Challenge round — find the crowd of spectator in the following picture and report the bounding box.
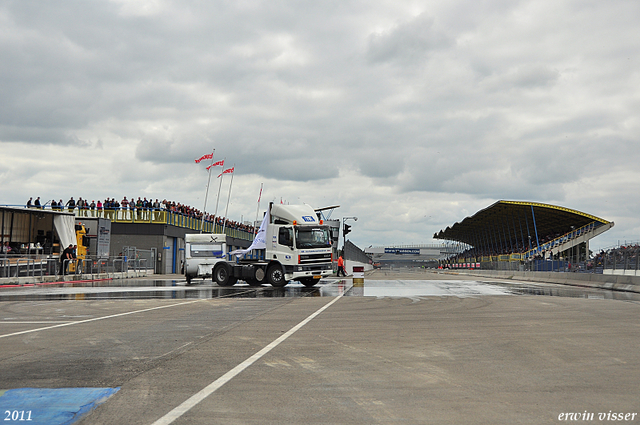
[592,243,640,269]
[442,230,591,264]
[23,196,256,234]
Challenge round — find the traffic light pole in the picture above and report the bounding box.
[341,216,358,254]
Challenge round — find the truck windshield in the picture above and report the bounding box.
[295,227,331,249]
[189,243,224,258]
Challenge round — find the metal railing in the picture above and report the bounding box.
[523,221,599,260]
[0,203,256,242]
[452,248,639,275]
[74,208,255,241]
[1,253,153,281]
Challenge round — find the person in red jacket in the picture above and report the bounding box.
[337,255,346,277]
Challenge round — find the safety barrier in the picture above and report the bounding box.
[0,254,153,284]
[1,257,58,279]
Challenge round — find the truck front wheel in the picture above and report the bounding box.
[300,277,320,287]
[214,264,237,287]
[267,265,286,288]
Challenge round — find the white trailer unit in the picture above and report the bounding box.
[184,233,227,284]
[213,203,333,287]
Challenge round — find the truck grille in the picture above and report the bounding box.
[299,253,332,264]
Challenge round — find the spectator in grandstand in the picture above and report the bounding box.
[66,197,76,212]
[121,197,129,219]
[34,197,41,208]
[26,197,32,208]
[77,197,85,216]
[135,197,143,219]
[2,242,11,254]
[128,196,134,218]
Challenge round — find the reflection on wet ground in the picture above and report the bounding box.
[0,278,639,302]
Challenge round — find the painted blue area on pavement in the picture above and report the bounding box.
[0,387,119,425]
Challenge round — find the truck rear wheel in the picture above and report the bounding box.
[267,265,286,287]
[214,264,237,287]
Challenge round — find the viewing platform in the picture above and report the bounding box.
[71,208,255,241]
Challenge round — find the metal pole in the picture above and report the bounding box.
[531,205,540,250]
[222,165,235,235]
[254,183,263,235]
[200,149,215,233]
[213,159,226,232]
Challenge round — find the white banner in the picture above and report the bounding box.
[229,208,270,257]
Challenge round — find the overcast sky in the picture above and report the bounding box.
[1,0,639,251]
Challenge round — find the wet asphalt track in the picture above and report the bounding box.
[1,271,639,424]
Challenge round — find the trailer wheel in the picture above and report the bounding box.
[300,277,320,287]
[267,265,286,287]
[214,264,237,287]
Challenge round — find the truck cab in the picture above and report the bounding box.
[184,233,227,284]
[266,204,333,286]
[213,203,333,287]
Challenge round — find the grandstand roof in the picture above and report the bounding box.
[433,200,611,247]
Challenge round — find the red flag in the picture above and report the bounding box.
[206,160,225,170]
[195,153,214,163]
[217,167,234,178]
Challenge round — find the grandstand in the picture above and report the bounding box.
[434,200,614,271]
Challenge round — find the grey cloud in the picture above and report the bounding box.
[366,14,453,65]
[1,0,639,249]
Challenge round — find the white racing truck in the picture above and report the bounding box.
[213,203,333,287]
[184,233,227,284]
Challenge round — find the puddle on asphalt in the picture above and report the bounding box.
[0,278,639,302]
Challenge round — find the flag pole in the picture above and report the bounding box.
[200,149,215,233]
[254,183,263,235]
[213,158,226,232]
[222,165,235,235]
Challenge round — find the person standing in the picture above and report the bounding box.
[337,255,346,277]
[153,199,161,220]
[59,244,73,275]
[66,197,76,212]
[77,197,85,216]
[121,197,129,220]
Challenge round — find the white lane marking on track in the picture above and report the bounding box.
[0,300,203,339]
[151,294,344,425]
